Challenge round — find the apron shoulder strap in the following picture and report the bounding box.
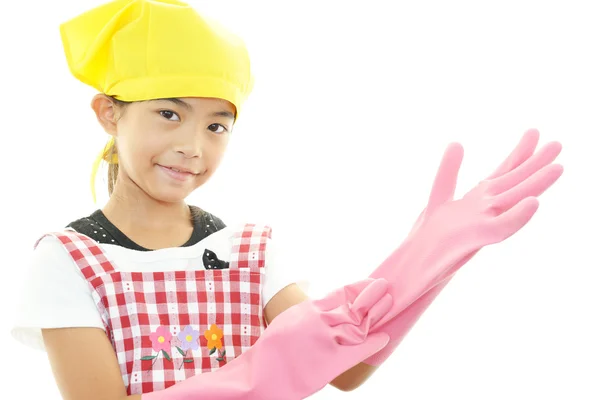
[228,223,272,270]
[35,228,116,284]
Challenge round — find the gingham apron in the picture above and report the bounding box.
[36,223,270,395]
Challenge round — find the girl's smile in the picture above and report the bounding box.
[156,164,202,182]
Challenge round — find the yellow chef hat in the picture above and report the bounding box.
[59,0,255,202]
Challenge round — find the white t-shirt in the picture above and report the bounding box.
[11,222,309,352]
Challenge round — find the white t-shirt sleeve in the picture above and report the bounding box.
[11,236,105,352]
[261,235,311,307]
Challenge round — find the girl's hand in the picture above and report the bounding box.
[362,129,564,367]
[143,278,393,400]
[408,129,563,282]
[408,128,542,236]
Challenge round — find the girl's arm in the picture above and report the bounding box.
[42,279,390,400]
[264,284,378,392]
[42,289,378,400]
[42,327,140,400]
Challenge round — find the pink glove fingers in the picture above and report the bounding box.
[486,128,540,180]
[490,196,540,241]
[353,293,394,333]
[410,130,539,237]
[425,142,464,212]
[312,279,375,311]
[363,275,452,365]
[493,163,564,211]
[491,141,562,194]
[328,293,394,345]
[320,279,392,344]
[348,278,391,318]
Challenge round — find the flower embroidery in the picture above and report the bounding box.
[178,325,200,351]
[141,326,173,369]
[141,324,227,370]
[149,326,172,353]
[205,324,223,349]
[175,325,199,368]
[204,324,226,362]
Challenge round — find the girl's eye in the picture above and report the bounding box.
[159,110,180,121]
[208,123,228,134]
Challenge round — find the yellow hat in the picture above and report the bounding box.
[60,0,254,111]
[59,0,255,202]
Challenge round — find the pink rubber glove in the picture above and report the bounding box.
[364,129,547,351]
[362,129,564,366]
[142,278,392,400]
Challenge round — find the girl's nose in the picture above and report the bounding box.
[174,130,204,158]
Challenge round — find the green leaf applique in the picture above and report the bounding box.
[162,350,172,362]
[216,348,227,362]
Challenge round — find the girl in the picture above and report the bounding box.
[11,0,563,399]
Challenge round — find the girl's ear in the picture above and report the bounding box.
[91,94,118,136]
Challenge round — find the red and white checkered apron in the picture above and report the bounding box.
[36,223,270,395]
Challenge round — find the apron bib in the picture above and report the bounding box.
[36,223,270,395]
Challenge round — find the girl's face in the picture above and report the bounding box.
[109,96,235,203]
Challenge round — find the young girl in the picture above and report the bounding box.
[11,0,564,399]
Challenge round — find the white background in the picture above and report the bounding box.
[1,0,598,399]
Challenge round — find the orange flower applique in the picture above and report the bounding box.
[204,324,226,362]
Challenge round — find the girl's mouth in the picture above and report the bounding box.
[157,164,198,181]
